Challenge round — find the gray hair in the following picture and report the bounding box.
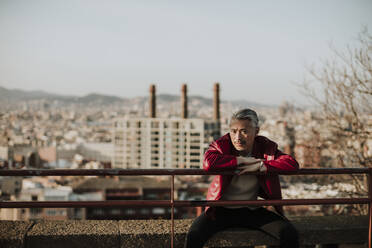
[230,108,259,128]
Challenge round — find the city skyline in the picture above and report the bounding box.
[1,0,371,106]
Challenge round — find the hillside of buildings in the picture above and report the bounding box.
[0,85,370,220]
[0,86,271,113]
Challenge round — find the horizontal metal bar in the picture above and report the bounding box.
[0,200,172,208]
[0,198,369,208]
[174,198,371,207]
[0,168,369,176]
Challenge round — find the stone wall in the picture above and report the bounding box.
[0,216,368,248]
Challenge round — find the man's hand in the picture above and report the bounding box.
[237,156,263,167]
[236,157,264,175]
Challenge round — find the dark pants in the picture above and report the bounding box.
[184,207,299,248]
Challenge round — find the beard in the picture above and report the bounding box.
[233,140,246,150]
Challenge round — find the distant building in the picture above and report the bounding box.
[56,143,113,167]
[38,146,57,164]
[112,117,220,169]
[78,143,114,163]
[12,145,41,168]
[0,146,8,161]
[73,176,201,220]
[0,177,22,196]
[17,182,73,221]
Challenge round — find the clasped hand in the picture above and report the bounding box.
[236,157,264,175]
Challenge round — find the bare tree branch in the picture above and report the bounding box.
[299,29,372,214]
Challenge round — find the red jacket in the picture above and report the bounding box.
[204,134,299,216]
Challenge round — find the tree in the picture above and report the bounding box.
[300,27,372,214]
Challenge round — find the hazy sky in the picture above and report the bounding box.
[0,0,371,105]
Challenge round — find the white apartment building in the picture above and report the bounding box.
[112,117,220,169]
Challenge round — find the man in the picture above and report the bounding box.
[185,108,299,248]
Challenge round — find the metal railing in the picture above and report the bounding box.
[0,168,371,248]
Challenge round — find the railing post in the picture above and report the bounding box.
[369,168,372,248]
[171,175,175,248]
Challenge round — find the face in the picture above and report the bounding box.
[229,119,258,155]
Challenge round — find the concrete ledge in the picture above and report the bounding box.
[26,220,119,248]
[293,215,368,245]
[119,219,195,248]
[0,216,368,248]
[120,219,173,248]
[0,221,33,248]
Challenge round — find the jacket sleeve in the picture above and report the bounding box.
[203,141,238,172]
[263,149,299,172]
